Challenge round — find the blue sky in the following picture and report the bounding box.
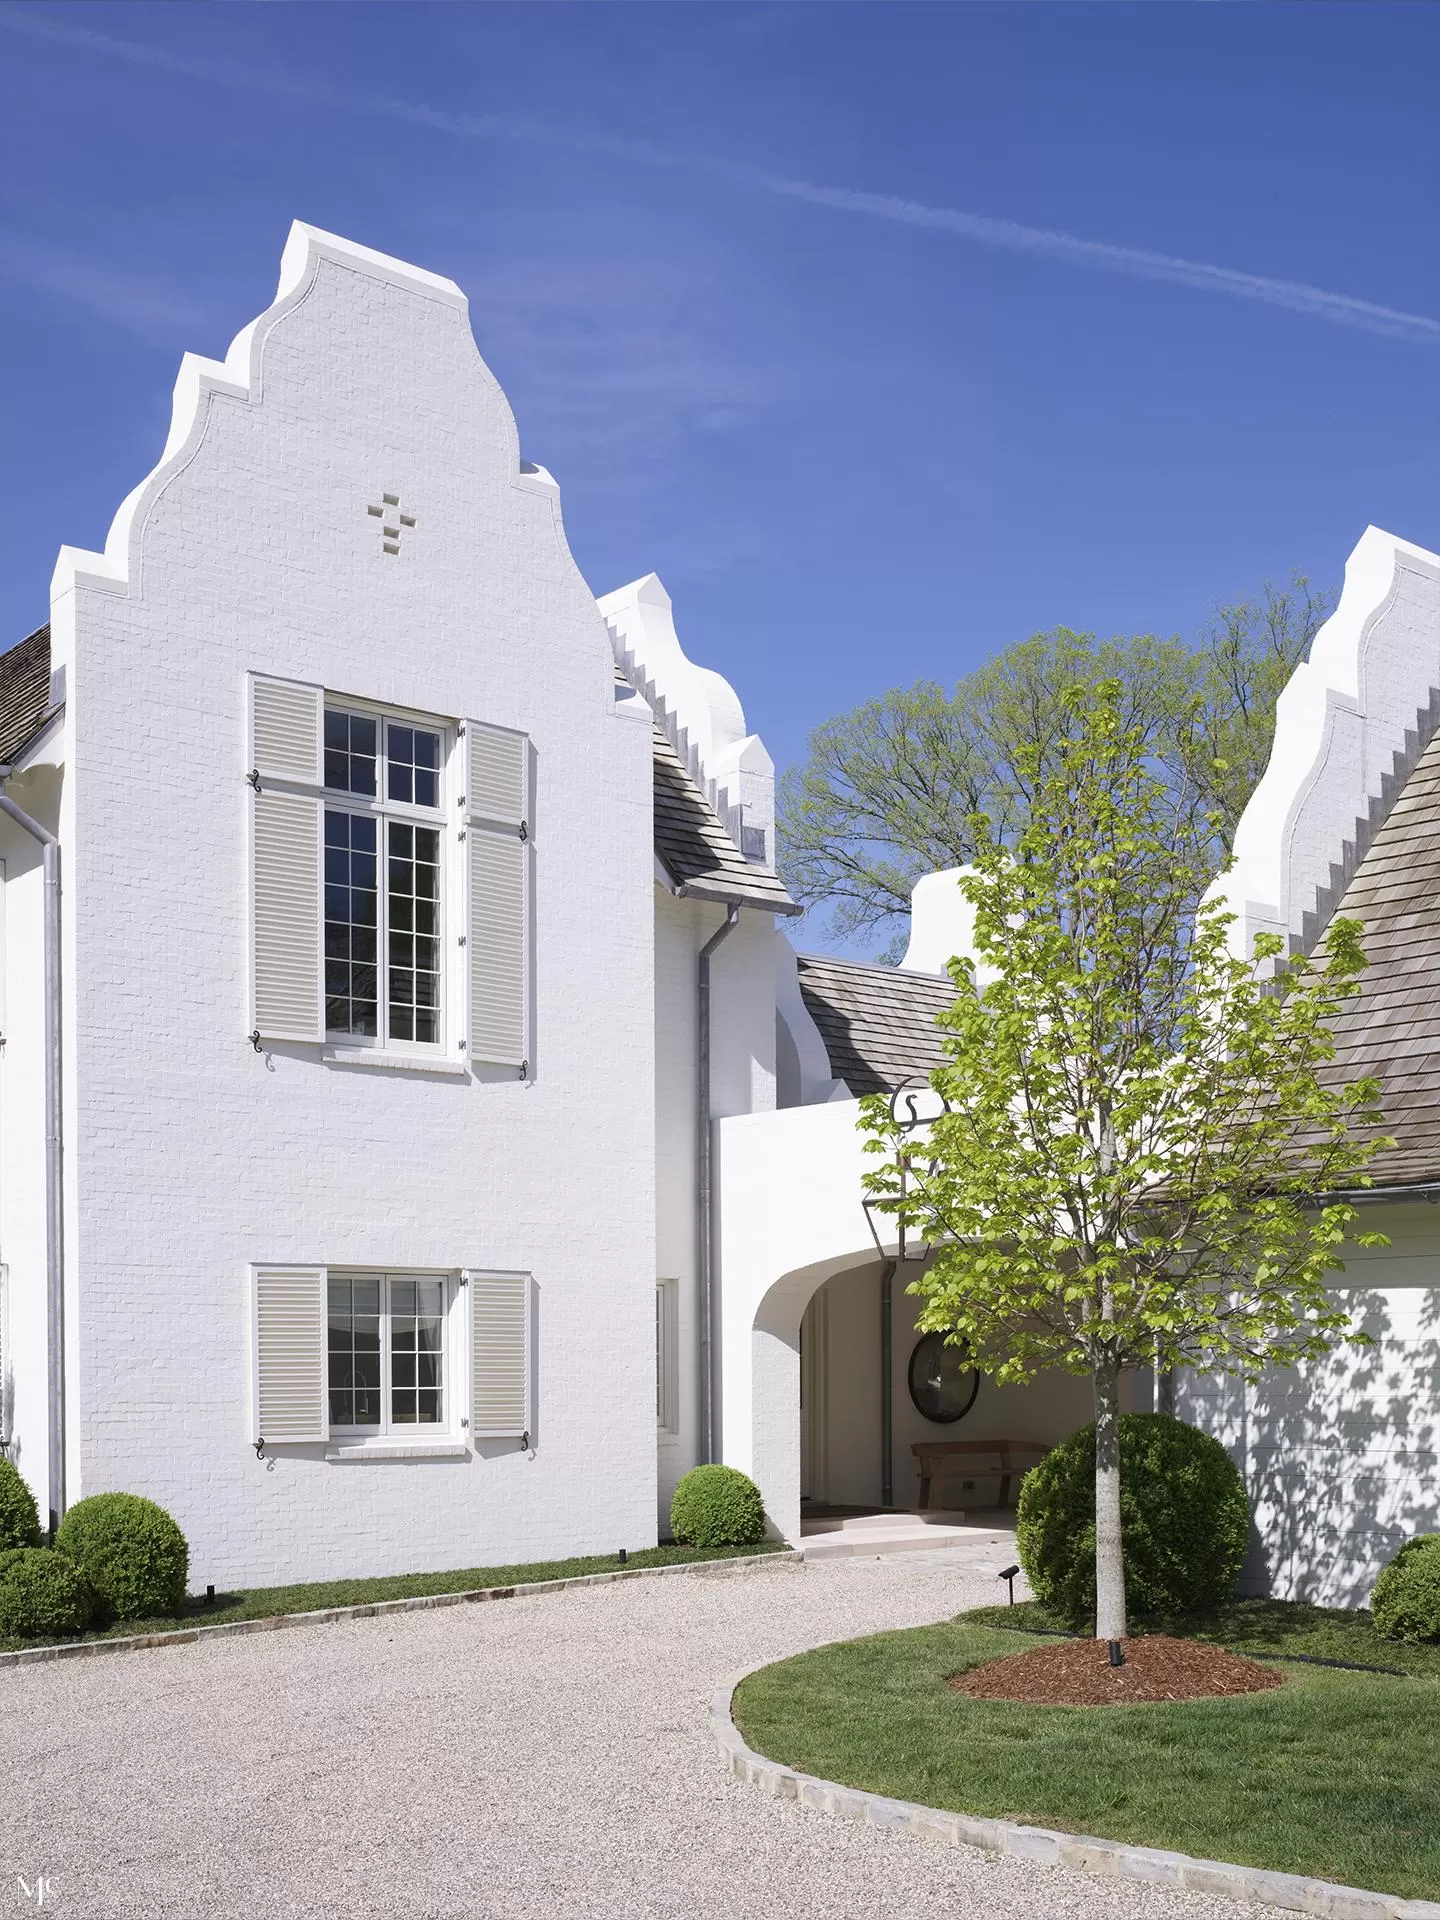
[2,3,1437,841]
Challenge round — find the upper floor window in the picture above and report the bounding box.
[323,706,446,1047]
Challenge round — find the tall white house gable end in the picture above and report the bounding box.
[14,225,658,1585]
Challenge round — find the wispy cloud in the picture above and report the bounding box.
[3,5,1439,348]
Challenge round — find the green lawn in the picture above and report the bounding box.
[732,1609,1440,1901]
[0,1541,788,1654]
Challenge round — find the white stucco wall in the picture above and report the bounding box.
[716,1097,882,1540]
[654,888,777,1524]
[42,225,660,1588]
[1180,1204,1440,1607]
[0,769,58,1514]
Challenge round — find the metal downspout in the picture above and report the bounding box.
[697,903,740,1464]
[0,777,64,1528]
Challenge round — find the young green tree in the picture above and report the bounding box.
[860,683,1387,1642]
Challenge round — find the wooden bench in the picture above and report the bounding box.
[911,1438,1052,1511]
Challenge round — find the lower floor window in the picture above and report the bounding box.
[328,1272,449,1433]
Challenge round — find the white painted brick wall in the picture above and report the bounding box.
[48,233,659,1589]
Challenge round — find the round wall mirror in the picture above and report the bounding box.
[907,1332,980,1424]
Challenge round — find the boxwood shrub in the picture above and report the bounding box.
[670,1464,767,1548]
[0,1548,92,1641]
[1016,1412,1250,1629]
[0,1458,41,1552]
[1372,1534,1440,1642]
[55,1493,189,1622]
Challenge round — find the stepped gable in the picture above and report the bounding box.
[795,951,953,1098]
[0,625,52,762]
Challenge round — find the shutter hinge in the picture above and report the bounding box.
[458,1275,469,1288]
[247,769,262,792]
[458,1038,467,1052]
[457,934,466,947]
[458,829,467,843]
[458,795,466,810]
[461,1416,470,1428]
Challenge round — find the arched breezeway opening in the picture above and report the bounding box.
[714,1099,1113,1546]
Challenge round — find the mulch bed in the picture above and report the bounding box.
[950,1635,1286,1707]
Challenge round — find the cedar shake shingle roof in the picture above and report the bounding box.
[795,952,954,1098]
[1317,714,1440,1186]
[0,625,52,763]
[650,719,798,915]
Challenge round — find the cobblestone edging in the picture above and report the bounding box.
[0,1550,802,1672]
[712,1666,1440,1920]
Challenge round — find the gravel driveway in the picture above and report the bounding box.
[0,1544,1288,1920]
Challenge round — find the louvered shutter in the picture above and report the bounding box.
[465,721,531,1071]
[467,722,528,831]
[470,1270,532,1438]
[250,675,323,785]
[248,675,324,1043]
[250,1266,327,1444]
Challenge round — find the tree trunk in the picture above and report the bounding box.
[1093,1353,1127,1642]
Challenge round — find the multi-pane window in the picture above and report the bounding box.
[323,707,445,1047]
[328,1273,448,1433]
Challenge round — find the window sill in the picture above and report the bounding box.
[323,1045,470,1078]
[325,1439,471,1463]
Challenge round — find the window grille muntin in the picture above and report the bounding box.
[328,1272,451,1435]
[322,704,450,1049]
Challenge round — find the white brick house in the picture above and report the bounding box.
[2,222,1438,1606]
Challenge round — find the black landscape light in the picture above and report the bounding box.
[618,1548,627,1566]
[1108,1639,1125,1668]
[998,1564,1020,1605]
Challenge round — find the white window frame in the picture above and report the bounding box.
[321,699,459,1059]
[327,1270,461,1441]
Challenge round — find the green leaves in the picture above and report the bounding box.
[779,579,1331,952]
[860,677,1389,1390]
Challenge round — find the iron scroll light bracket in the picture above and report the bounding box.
[861,1075,952,1264]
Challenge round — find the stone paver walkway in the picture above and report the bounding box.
[0,1545,1288,1920]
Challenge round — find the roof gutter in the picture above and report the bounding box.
[0,769,64,1525]
[1307,1182,1440,1208]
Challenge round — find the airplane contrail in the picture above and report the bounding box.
[3,5,1437,347]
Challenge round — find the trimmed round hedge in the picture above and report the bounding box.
[670,1465,766,1548]
[0,1458,41,1552]
[1371,1534,1440,1642]
[1016,1413,1250,1629]
[0,1548,92,1641]
[55,1493,189,1623]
